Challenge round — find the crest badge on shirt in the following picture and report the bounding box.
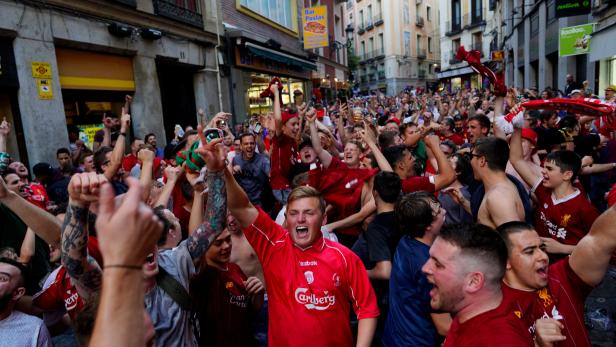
[304,271,314,284]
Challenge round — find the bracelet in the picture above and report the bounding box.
[104,264,142,271]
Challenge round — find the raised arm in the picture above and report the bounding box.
[337,104,349,145]
[0,118,11,153]
[509,127,542,188]
[423,135,456,191]
[570,203,616,287]
[154,166,183,208]
[103,110,130,181]
[492,96,507,139]
[18,228,36,265]
[361,124,393,172]
[62,173,107,299]
[306,108,333,168]
[271,85,283,137]
[185,127,230,264]
[0,176,61,245]
[187,175,206,235]
[138,147,155,202]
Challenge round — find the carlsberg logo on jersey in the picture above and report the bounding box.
[295,288,336,310]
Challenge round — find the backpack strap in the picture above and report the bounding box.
[156,266,192,311]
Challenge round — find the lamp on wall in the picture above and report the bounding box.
[108,23,133,38]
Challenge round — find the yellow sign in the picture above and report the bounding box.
[31,62,52,78]
[78,124,104,146]
[491,51,504,61]
[302,6,328,49]
[36,79,53,100]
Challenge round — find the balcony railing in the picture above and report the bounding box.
[378,71,385,79]
[373,48,385,59]
[357,25,366,34]
[366,20,374,30]
[153,0,203,28]
[369,73,377,82]
[362,51,374,61]
[417,48,426,59]
[416,16,424,26]
[373,13,384,26]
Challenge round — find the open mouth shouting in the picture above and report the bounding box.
[295,226,309,239]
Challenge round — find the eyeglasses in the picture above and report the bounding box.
[470,152,483,159]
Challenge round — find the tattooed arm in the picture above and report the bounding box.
[186,170,226,264]
[61,204,102,299]
[61,173,107,299]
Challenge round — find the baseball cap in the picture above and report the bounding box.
[521,128,538,145]
[385,116,400,125]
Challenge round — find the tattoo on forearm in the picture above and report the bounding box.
[187,170,227,261]
[61,205,102,293]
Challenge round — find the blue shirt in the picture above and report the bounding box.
[383,237,437,347]
[232,153,270,206]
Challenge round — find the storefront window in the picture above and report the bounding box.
[246,73,306,119]
[451,77,462,91]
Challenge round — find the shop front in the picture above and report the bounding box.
[56,48,135,147]
[437,66,484,93]
[231,40,316,122]
[0,37,28,164]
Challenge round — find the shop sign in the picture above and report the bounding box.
[491,50,504,61]
[302,6,328,50]
[555,0,591,18]
[36,79,53,99]
[235,47,310,80]
[31,62,52,79]
[559,24,594,57]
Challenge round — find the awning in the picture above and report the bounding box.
[437,66,474,79]
[589,26,616,62]
[245,42,317,71]
[56,48,135,91]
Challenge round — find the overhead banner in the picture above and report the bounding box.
[555,0,591,18]
[302,6,328,50]
[559,24,594,57]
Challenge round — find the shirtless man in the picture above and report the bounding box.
[228,212,264,284]
[470,137,525,228]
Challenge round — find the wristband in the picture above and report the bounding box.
[104,264,142,271]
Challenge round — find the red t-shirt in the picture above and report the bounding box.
[27,183,49,210]
[401,176,436,193]
[443,296,533,347]
[122,154,139,172]
[242,209,380,347]
[501,259,594,346]
[270,134,296,190]
[33,237,102,320]
[441,133,465,146]
[191,262,254,347]
[533,181,599,250]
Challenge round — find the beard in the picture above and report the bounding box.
[0,292,13,311]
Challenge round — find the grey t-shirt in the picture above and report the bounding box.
[232,153,270,205]
[145,240,197,347]
[0,310,52,347]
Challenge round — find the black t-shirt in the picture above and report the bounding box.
[352,211,400,269]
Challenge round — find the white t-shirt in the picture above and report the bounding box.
[0,310,52,347]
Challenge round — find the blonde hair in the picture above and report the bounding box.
[287,186,326,214]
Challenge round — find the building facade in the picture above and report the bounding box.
[347,0,441,95]
[437,0,500,91]
[221,0,318,122]
[499,0,614,95]
[0,0,224,167]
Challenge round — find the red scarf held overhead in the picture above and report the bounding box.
[308,165,377,223]
[455,46,506,96]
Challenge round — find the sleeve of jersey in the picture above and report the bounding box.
[346,251,380,320]
[401,176,436,193]
[241,208,288,267]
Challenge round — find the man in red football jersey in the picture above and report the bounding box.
[220,142,379,346]
[421,223,533,347]
[497,207,616,346]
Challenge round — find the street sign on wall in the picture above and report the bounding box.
[555,0,591,18]
[302,6,328,50]
[559,24,594,57]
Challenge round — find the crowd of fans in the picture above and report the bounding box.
[0,74,616,347]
